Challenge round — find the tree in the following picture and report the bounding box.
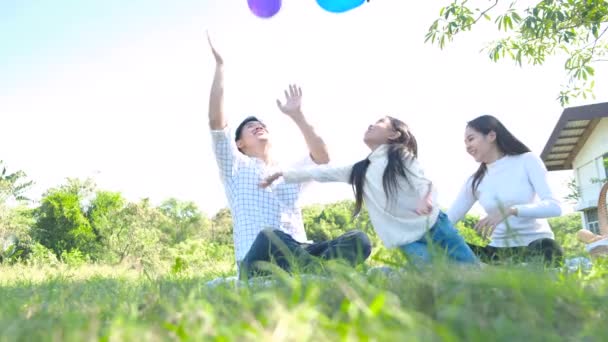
[426,0,608,105]
[107,199,164,265]
[158,198,209,244]
[0,161,34,263]
[87,190,127,259]
[208,208,233,245]
[32,181,98,258]
[0,160,33,204]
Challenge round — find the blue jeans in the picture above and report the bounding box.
[399,212,478,265]
[239,229,372,279]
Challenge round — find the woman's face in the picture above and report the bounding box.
[464,125,496,163]
[364,117,397,147]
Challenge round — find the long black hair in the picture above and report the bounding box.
[349,116,418,216]
[467,115,531,195]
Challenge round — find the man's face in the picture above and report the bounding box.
[236,120,269,152]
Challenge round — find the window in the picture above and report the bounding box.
[585,208,600,233]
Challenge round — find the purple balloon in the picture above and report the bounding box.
[247,0,282,18]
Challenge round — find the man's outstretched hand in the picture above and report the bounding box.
[276,84,303,118]
[207,31,223,66]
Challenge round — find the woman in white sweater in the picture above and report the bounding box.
[261,116,478,265]
[447,115,563,264]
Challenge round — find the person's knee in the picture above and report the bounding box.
[527,238,563,264]
[260,228,281,237]
[434,218,462,240]
[400,243,432,265]
[541,238,564,262]
[247,229,274,249]
[350,230,372,259]
[246,229,285,260]
[259,228,288,244]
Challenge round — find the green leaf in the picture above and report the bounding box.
[515,50,523,66]
[496,15,504,30]
[592,25,599,38]
[505,16,513,30]
[511,12,522,23]
[369,294,386,316]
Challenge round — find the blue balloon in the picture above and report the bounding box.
[316,0,366,13]
[247,0,282,18]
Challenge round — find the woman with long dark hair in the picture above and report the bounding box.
[447,115,563,264]
[261,116,478,265]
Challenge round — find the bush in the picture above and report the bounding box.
[163,238,235,275]
[549,213,586,256]
[26,242,60,266]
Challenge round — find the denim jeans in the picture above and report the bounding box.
[239,228,372,279]
[399,212,479,265]
[468,238,564,266]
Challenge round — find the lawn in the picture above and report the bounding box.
[1,259,607,341]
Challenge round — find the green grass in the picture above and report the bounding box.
[1,260,607,341]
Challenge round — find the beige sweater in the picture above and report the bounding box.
[282,144,440,247]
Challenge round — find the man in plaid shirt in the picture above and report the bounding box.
[206,35,371,278]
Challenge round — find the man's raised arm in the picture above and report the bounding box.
[207,33,242,180]
[208,33,226,130]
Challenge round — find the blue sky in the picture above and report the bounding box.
[1,0,606,215]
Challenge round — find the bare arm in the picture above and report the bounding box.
[276,85,330,164]
[291,114,330,164]
[207,33,243,179]
[207,33,226,130]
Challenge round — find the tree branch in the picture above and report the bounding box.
[591,26,608,56]
[473,0,500,25]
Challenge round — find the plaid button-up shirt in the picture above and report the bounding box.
[211,127,313,262]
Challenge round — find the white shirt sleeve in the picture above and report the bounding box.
[512,153,562,218]
[210,127,247,180]
[282,163,354,184]
[447,177,477,224]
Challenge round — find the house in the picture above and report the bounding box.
[541,102,608,233]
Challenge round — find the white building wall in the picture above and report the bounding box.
[573,118,608,211]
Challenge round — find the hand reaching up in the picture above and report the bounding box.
[276,84,303,118]
[206,31,223,66]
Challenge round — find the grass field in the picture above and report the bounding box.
[1,258,607,342]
